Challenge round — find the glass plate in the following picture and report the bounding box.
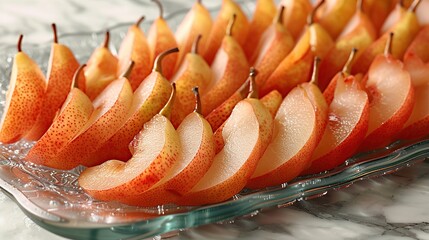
[1,1,429,239]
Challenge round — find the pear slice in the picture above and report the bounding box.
[79,86,181,202]
[26,82,93,166]
[174,1,212,71]
[45,76,133,170]
[201,14,249,116]
[178,73,273,206]
[251,6,295,90]
[25,24,80,141]
[398,26,429,140]
[110,88,216,206]
[89,48,177,163]
[170,35,213,127]
[202,0,249,65]
[242,0,276,59]
[117,16,152,91]
[147,0,178,80]
[248,58,328,189]
[359,33,415,151]
[261,0,334,97]
[304,74,369,175]
[0,35,46,143]
[84,31,119,100]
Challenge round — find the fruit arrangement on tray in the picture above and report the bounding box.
[1,0,428,208]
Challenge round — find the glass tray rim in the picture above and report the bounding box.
[1,1,429,239]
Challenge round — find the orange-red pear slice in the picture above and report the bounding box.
[304,75,369,175]
[247,59,328,189]
[202,0,249,65]
[243,0,276,59]
[89,48,177,163]
[174,1,212,71]
[178,87,273,206]
[359,33,415,151]
[26,87,94,165]
[147,0,179,80]
[170,35,213,127]
[201,15,249,115]
[84,31,119,100]
[398,26,429,140]
[252,6,295,90]
[0,35,46,143]
[109,88,216,206]
[117,16,152,91]
[25,24,80,141]
[79,86,181,202]
[44,77,133,170]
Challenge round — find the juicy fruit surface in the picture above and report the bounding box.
[178,99,273,205]
[79,114,180,200]
[361,55,414,150]
[305,76,369,174]
[247,86,318,189]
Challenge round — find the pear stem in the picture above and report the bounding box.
[103,31,110,48]
[51,23,58,43]
[275,6,285,25]
[409,0,422,12]
[72,64,86,88]
[247,67,259,99]
[153,47,179,75]
[399,0,405,7]
[136,16,145,27]
[159,83,176,119]
[192,34,202,54]
[310,56,321,85]
[384,32,394,56]
[152,0,164,19]
[17,34,23,52]
[238,79,250,97]
[120,61,135,79]
[342,48,359,76]
[357,0,363,12]
[226,14,237,36]
[308,0,325,25]
[197,0,202,4]
[192,87,202,114]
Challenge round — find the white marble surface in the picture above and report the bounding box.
[1,1,429,240]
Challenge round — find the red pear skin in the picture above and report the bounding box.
[26,88,94,165]
[243,0,277,59]
[118,17,152,91]
[303,75,369,175]
[0,35,46,143]
[202,0,249,64]
[26,24,80,140]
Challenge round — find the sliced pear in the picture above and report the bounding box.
[89,48,176,163]
[26,83,94,165]
[0,35,46,143]
[248,58,328,189]
[84,31,118,100]
[79,86,181,202]
[201,15,249,115]
[177,77,273,206]
[117,16,152,91]
[147,0,179,79]
[359,33,415,151]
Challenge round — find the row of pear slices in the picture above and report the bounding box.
[77,29,420,207]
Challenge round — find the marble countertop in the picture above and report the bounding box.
[1,1,429,240]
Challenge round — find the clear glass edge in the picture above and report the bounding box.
[1,1,428,239]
